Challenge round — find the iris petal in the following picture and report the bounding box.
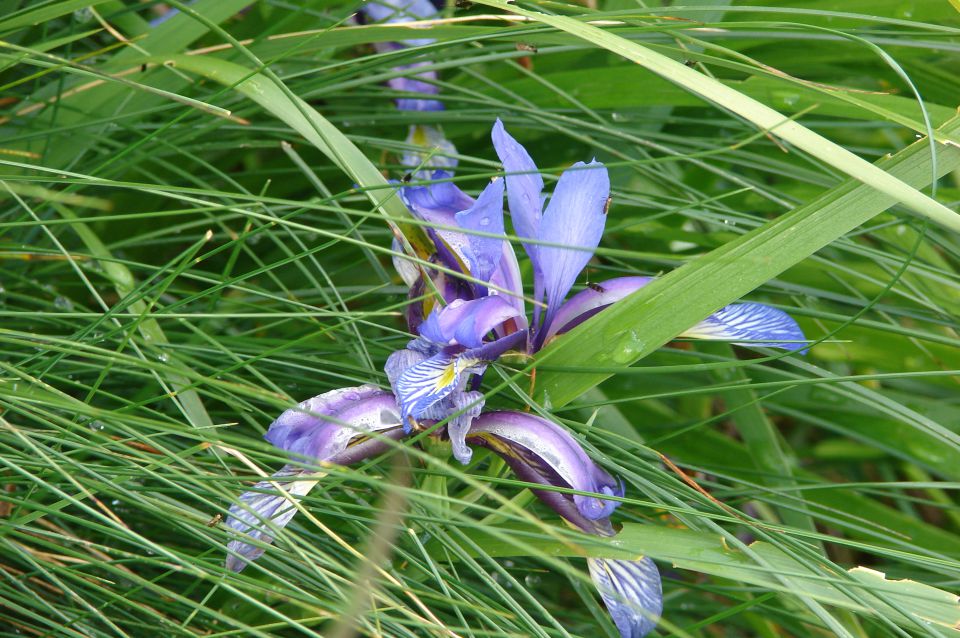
[537,160,609,338]
[419,296,521,349]
[362,0,438,47]
[395,351,480,428]
[684,302,808,352]
[588,557,663,638]
[466,411,623,525]
[545,276,652,343]
[226,391,404,571]
[455,178,505,283]
[225,468,319,573]
[264,385,387,459]
[402,124,458,173]
[400,171,475,224]
[491,119,543,252]
[388,64,444,112]
[411,389,485,465]
[489,241,527,323]
[400,170,475,271]
[362,0,437,23]
[491,119,546,324]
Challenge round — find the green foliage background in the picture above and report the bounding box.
[1,0,959,636]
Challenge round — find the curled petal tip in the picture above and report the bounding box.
[589,557,663,638]
[574,482,623,520]
[418,296,522,349]
[263,387,400,462]
[467,411,622,530]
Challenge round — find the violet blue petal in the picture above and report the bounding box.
[684,302,808,352]
[264,385,388,460]
[386,347,429,397]
[489,240,527,325]
[394,329,525,430]
[396,96,446,112]
[491,119,543,253]
[361,0,437,46]
[419,296,521,348]
[537,160,609,340]
[225,467,318,572]
[412,389,485,465]
[544,276,653,344]
[588,557,663,638]
[226,391,404,572]
[466,411,623,523]
[400,170,475,270]
[401,171,475,224]
[394,350,472,428]
[388,64,444,111]
[455,178,505,283]
[445,390,484,464]
[491,120,546,324]
[361,0,437,22]
[403,267,475,335]
[461,328,526,364]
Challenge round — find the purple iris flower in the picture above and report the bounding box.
[389,119,807,466]
[360,0,445,111]
[376,118,809,636]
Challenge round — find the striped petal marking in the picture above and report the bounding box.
[395,351,481,430]
[588,556,663,638]
[684,301,807,352]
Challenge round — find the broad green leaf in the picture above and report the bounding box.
[466,522,960,635]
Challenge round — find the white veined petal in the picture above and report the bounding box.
[683,302,807,351]
[395,352,473,420]
[588,556,662,638]
[225,470,320,572]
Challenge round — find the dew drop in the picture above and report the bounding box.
[611,330,645,364]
